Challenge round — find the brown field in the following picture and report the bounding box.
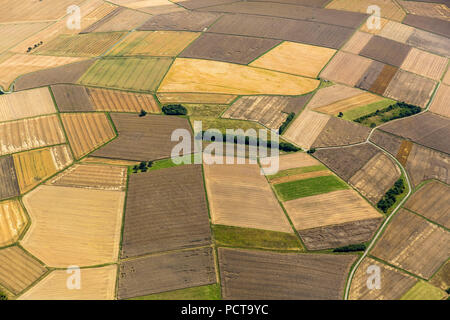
[261,152,321,175]
[61,113,116,159]
[82,7,150,33]
[381,112,450,154]
[397,0,450,20]
[0,246,47,295]
[87,88,160,113]
[0,54,86,90]
[371,209,450,279]
[157,93,237,105]
[430,261,450,291]
[314,93,383,115]
[51,84,94,112]
[203,163,292,233]
[369,130,403,156]
[405,181,449,228]
[174,0,253,9]
[81,157,139,167]
[326,0,406,21]
[0,156,20,200]
[0,200,28,246]
[21,185,124,267]
[108,31,199,57]
[299,218,383,251]
[367,64,398,95]
[306,84,363,110]
[360,36,412,67]
[121,165,211,258]
[283,110,330,149]
[401,48,448,80]
[312,118,371,148]
[180,33,280,65]
[342,32,373,54]
[48,164,127,191]
[429,84,450,118]
[320,51,373,86]
[13,145,73,193]
[239,0,329,7]
[378,20,415,43]
[270,170,331,184]
[384,70,437,108]
[14,59,96,92]
[114,0,185,15]
[355,60,385,92]
[314,144,380,181]
[284,189,382,230]
[403,14,450,38]
[219,248,357,300]
[406,29,450,58]
[92,113,192,161]
[250,42,336,78]
[138,10,221,31]
[118,247,216,300]
[0,22,51,54]
[0,115,66,156]
[19,265,117,300]
[396,140,413,166]
[406,144,450,187]
[158,58,319,95]
[349,257,418,300]
[349,152,401,204]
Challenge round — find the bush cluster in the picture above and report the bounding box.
[0,290,7,300]
[132,161,153,173]
[354,102,421,124]
[279,113,295,134]
[333,244,366,252]
[162,104,187,115]
[377,178,405,213]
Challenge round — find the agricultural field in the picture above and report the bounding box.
[0,156,20,200]
[429,84,450,117]
[87,88,160,113]
[378,21,415,43]
[369,130,403,156]
[430,261,450,291]
[138,10,221,31]
[82,7,150,33]
[51,85,94,112]
[326,0,406,21]
[360,36,412,68]
[403,14,450,38]
[0,200,28,247]
[401,281,447,300]
[157,93,236,105]
[397,0,450,19]
[406,29,450,58]
[0,22,51,55]
[283,110,330,149]
[110,0,184,15]
[312,117,371,148]
[400,48,448,81]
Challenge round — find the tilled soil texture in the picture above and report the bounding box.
[371,209,450,279]
[157,93,237,105]
[0,156,21,200]
[320,51,373,86]
[312,117,371,148]
[51,85,94,112]
[138,11,222,31]
[400,48,448,81]
[92,113,192,161]
[378,21,415,44]
[359,36,412,67]
[405,181,449,229]
[369,130,403,156]
[121,165,211,258]
[403,14,450,38]
[326,0,406,21]
[429,84,450,118]
[0,200,28,247]
[180,33,280,64]
[118,247,216,300]
[406,29,450,58]
[299,217,383,251]
[218,248,357,300]
[82,7,150,33]
[173,0,247,10]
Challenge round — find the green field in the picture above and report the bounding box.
[78,57,173,91]
[401,281,447,300]
[274,175,348,201]
[342,99,395,121]
[267,164,327,181]
[129,284,221,300]
[213,224,303,251]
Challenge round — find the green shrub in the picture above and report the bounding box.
[307,148,316,154]
[162,104,187,115]
[0,290,8,300]
[333,244,366,252]
[279,112,295,134]
[377,178,405,213]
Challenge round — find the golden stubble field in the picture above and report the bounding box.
[0,200,28,246]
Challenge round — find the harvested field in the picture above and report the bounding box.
[207,14,356,49]
[367,64,398,95]
[14,59,95,92]
[379,20,415,43]
[48,164,127,191]
[250,42,336,77]
[314,144,380,181]
[21,185,124,267]
[18,265,117,300]
[203,163,292,233]
[159,58,319,95]
[312,117,371,148]
[406,29,450,57]
[371,209,450,279]
[444,69,450,85]
[0,156,20,200]
[0,200,27,246]
[61,113,116,159]
[299,218,383,251]
[313,92,383,115]
[51,85,93,112]
[306,84,362,110]
[0,87,55,122]
[114,0,185,15]
[173,0,242,9]
[0,22,51,54]
[118,247,216,300]
[381,112,450,154]
[406,144,450,187]
[0,54,86,91]
[397,140,413,166]
[430,261,450,291]
[401,281,447,300]
[429,84,450,118]
[370,130,403,156]
[180,33,280,65]
[108,31,199,57]
[82,8,150,33]
[244,0,329,6]
[283,110,330,150]
[13,145,73,193]
[401,48,447,80]
[349,257,417,300]
[92,113,192,161]
[138,10,221,31]
[360,17,389,34]
[81,157,138,167]
[0,114,66,156]
[384,70,437,108]
[342,32,373,54]
[397,0,450,20]
[121,165,210,258]
[320,51,373,86]
[355,60,385,92]
[283,189,382,230]
[218,248,357,300]
[78,57,173,92]
[269,170,331,185]
[87,88,160,113]
[360,36,411,67]
[405,181,450,228]
[157,93,237,105]
[349,152,401,204]
[403,14,450,38]
[326,0,406,21]
[272,153,321,172]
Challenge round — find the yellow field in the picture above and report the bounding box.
[0,87,56,122]
[158,58,320,95]
[283,110,330,149]
[157,92,237,104]
[306,84,363,110]
[314,92,383,115]
[250,42,336,78]
[401,48,448,81]
[327,0,406,21]
[110,0,184,14]
[0,22,51,54]
[443,69,450,85]
[0,200,28,246]
[429,84,450,118]
[0,54,86,90]
[81,157,139,167]
[13,145,73,193]
[108,31,199,57]
[378,21,415,43]
[342,32,373,54]
[19,265,117,300]
[22,185,125,268]
[401,281,447,300]
[398,0,450,20]
[262,152,321,174]
[360,17,389,34]
[283,189,382,230]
